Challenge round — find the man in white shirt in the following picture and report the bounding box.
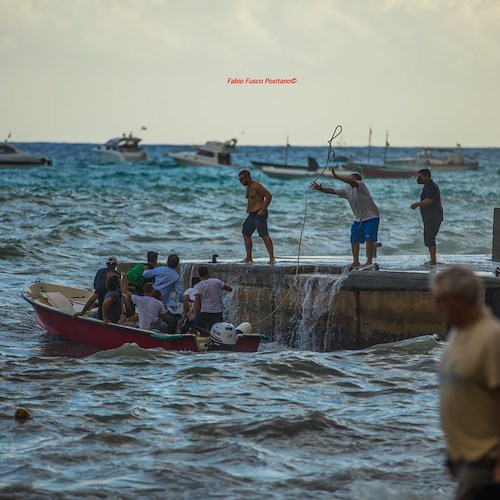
[122,279,169,331]
[190,266,233,332]
[311,168,380,270]
[181,276,201,333]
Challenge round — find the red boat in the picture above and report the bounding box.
[347,162,417,179]
[22,282,263,353]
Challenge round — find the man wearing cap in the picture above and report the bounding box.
[94,257,119,291]
[74,257,120,320]
[311,168,380,270]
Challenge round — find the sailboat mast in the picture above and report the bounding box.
[367,127,372,165]
[284,134,289,165]
[383,130,389,165]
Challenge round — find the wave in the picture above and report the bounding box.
[186,411,348,440]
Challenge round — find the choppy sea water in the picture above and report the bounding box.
[1,143,499,498]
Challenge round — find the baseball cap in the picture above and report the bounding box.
[106,256,118,265]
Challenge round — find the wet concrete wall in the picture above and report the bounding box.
[179,262,500,352]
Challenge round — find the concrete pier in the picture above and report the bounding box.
[179,257,500,352]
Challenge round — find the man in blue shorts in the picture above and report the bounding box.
[239,170,276,264]
[311,168,380,270]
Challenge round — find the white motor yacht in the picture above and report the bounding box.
[169,138,243,167]
[93,134,149,162]
[0,139,51,168]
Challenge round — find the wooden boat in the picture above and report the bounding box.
[347,162,418,179]
[253,157,357,179]
[22,282,263,353]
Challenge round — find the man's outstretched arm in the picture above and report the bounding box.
[331,168,358,188]
[311,181,337,195]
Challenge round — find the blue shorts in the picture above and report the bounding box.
[350,217,379,244]
[242,211,269,238]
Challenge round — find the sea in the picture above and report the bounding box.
[1,143,499,499]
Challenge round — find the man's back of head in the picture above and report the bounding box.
[167,254,179,269]
[199,266,209,279]
[147,251,158,265]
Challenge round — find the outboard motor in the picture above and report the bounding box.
[209,322,237,350]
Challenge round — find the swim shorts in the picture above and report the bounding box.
[350,217,379,244]
[423,219,441,247]
[242,211,269,238]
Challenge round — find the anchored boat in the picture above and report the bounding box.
[0,137,51,168]
[387,148,479,172]
[253,157,357,179]
[93,134,149,162]
[169,138,244,167]
[22,282,264,353]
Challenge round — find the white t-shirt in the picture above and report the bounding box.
[184,287,197,303]
[184,287,196,315]
[193,278,225,313]
[131,294,166,330]
[336,182,380,222]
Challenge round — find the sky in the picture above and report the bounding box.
[1,0,499,146]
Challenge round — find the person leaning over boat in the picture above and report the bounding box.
[238,169,276,265]
[433,266,500,499]
[311,168,380,270]
[73,256,120,320]
[94,256,120,291]
[121,275,169,331]
[142,253,184,314]
[189,266,232,332]
[411,168,443,267]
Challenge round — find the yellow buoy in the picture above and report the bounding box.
[15,407,32,420]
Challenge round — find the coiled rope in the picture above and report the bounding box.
[252,125,343,326]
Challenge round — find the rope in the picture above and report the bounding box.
[252,125,343,326]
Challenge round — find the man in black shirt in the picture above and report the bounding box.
[94,256,119,289]
[74,257,120,320]
[411,169,443,266]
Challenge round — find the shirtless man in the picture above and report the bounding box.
[238,169,276,264]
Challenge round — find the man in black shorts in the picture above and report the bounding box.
[238,170,276,264]
[411,168,443,266]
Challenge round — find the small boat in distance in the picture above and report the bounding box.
[0,135,51,168]
[253,157,357,179]
[252,135,354,179]
[387,147,479,171]
[169,138,244,167]
[93,133,149,162]
[347,162,417,179]
[22,281,264,353]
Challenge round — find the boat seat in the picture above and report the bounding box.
[41,292,74,313]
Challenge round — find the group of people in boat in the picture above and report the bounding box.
[73,252,232,335]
